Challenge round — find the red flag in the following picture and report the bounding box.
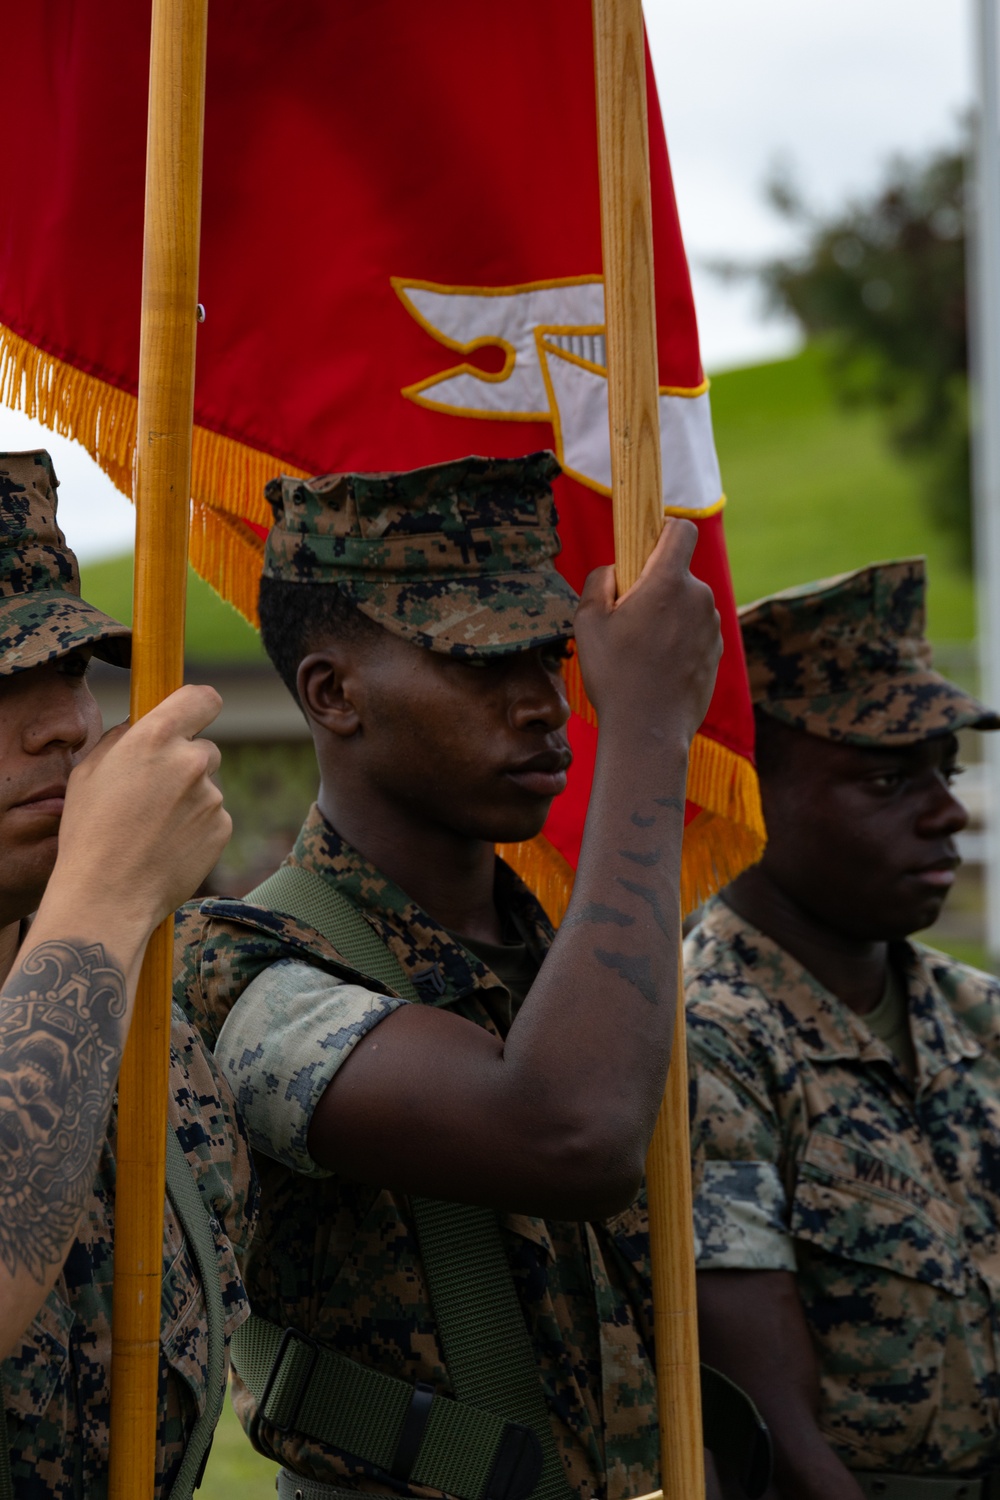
[0,0,763,915]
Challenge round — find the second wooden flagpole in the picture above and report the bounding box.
[108,0,208,1494]
[591,2,706,1497]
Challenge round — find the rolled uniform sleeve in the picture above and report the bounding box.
[215,959,406,1178]
[688,1005,797,1273]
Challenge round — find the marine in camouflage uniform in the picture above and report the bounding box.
[685,560,1000,1495]
[175,452,722,1500]
[0,451,257,1497]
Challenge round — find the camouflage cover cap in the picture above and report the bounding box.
[0,451,131,676]
[740,558,1000,745]
[262,451,579,657]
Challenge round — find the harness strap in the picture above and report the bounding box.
[412,1197,574,1500]
[246,866,419,1001]
[164,1122,228,1499]
[232,1314,541,1500]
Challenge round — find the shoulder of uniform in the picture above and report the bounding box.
[911,939,1000,1034]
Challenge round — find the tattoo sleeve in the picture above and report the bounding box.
[0,941,127,1283]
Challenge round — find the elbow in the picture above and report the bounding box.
[521,1105,647,1220]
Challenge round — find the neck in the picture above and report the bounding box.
[0,920,23,988]
[317,780,504,943]
[724,868,888,1014]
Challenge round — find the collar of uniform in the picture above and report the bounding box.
[289,803,554,1011]
[701,899,983,1076]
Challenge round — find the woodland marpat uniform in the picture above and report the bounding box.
[686,898,1000,1475]
[0,450,130,673]
[1,1002,256,1497]
[0,449,257,1497]
[740,558,998,745]
[175,804,659,1500]
[262,451,579,658]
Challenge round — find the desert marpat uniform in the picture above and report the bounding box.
[0,449,258,1497]
[686,899,1000,1475]
[175,804,659,1500]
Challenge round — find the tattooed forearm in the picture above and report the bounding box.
[616,876,673,940]
[619,847,661,867]
[562,901,636,930]
[0,941,127,1283]
[593,948,659,1005]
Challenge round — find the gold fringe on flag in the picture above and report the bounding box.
[0,320,765,918]
[0,320,303,628]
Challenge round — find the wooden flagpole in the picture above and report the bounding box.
[591,3,705,1497]
[108,0,208,1493]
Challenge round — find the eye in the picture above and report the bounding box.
[540,641,572,673]
[945,762,966,786]
[56,651,91,680]
[867,769,905,793]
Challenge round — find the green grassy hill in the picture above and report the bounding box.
[80,345,976,658]
[711,345,974,642]
[79,556,266,663]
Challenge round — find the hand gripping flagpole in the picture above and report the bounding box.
[591,3,705,1498]
[108,0,208,1494]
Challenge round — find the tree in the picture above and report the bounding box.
[733,137,971,561]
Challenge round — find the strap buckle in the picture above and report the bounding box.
[259,1326,321,1436]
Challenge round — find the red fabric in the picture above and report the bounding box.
[0,1,754,873]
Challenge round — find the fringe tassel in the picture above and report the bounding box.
[496,835,576,926]
[0,321,304,626]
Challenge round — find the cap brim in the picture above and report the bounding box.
[0,592,131,675]
[759,668,1000,746]
[347,570,580,657]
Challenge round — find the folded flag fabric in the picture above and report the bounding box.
[0,0,764,916]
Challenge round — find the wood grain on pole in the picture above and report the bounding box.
[108,0,208,1493]
[592,2,705,1496]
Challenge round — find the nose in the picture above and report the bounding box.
[23,679,101,757]
[508,652,571,733]
[916,773,969,840]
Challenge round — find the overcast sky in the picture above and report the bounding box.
[1,1,975,561]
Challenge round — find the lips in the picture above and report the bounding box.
[908,853,960,890]
[10,784,67,819]
[505,748,572,799]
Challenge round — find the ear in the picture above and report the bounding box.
[297,649,362,738]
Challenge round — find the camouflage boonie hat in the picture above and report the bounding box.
[0,451,131,675]
[740,558,1000,746]
[262,451,578,657]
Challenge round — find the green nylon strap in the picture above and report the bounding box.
[231,1314,514,1499]
[412,1197,576,1500]
[164,1122,228,1500]
[246,866,420,1001]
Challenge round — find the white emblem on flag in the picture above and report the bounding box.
[392,275,724,517]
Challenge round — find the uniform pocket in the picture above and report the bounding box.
[790,1131,965,1294]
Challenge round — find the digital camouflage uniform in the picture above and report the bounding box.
[686,558,1000,1478]
[174,453,660,1500]
[0,451,258,1498]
